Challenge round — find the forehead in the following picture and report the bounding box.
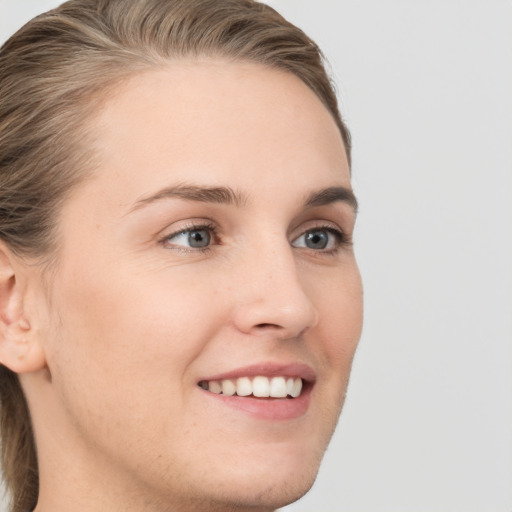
[89,59,349,190]
[53,59,352,238]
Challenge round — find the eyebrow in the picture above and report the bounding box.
[305,186,358,214]
[129,184,357,214]
[130,184,248,212]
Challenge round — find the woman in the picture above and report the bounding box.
[0,1,363,511]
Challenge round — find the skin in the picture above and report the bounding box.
[0,60,363,511]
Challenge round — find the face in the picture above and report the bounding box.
[33,60,363,511]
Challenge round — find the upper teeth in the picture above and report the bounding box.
[201,376,303,398]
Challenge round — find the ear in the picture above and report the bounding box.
[0,242,46,374]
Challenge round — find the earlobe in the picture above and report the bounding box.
[0,243,47,374]
[0,317,46,374]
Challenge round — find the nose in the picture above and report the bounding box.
[231,241,319,340]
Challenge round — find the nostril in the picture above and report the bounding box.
[255,323,280,329]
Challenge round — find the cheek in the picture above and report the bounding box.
[313,264,363,368]
[45,258,225,417]
[42,263,229,468]
[52,257,217,353]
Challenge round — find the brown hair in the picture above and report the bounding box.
[0,1,351,510]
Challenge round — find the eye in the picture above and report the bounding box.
[291,227,344,251]
[163,225,214,249]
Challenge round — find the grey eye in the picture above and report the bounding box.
[187,229,211,248]
[291,228,340,251]
[304,230,329,249]
[165,227,213,249]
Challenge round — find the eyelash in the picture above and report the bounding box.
[160,222,352,255]
[160,222,218,254]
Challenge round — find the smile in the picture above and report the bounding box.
[198,376,303,398]
[196,363,316,420]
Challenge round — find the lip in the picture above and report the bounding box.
[198,362,316,383]
[197,362,316,421]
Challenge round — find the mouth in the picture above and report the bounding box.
[196,363,315,420]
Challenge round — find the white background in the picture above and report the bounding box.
[1,1,511,511]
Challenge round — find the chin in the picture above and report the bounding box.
[180,442,325,511]
[169,398,343,510]
[200,466,319,512]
